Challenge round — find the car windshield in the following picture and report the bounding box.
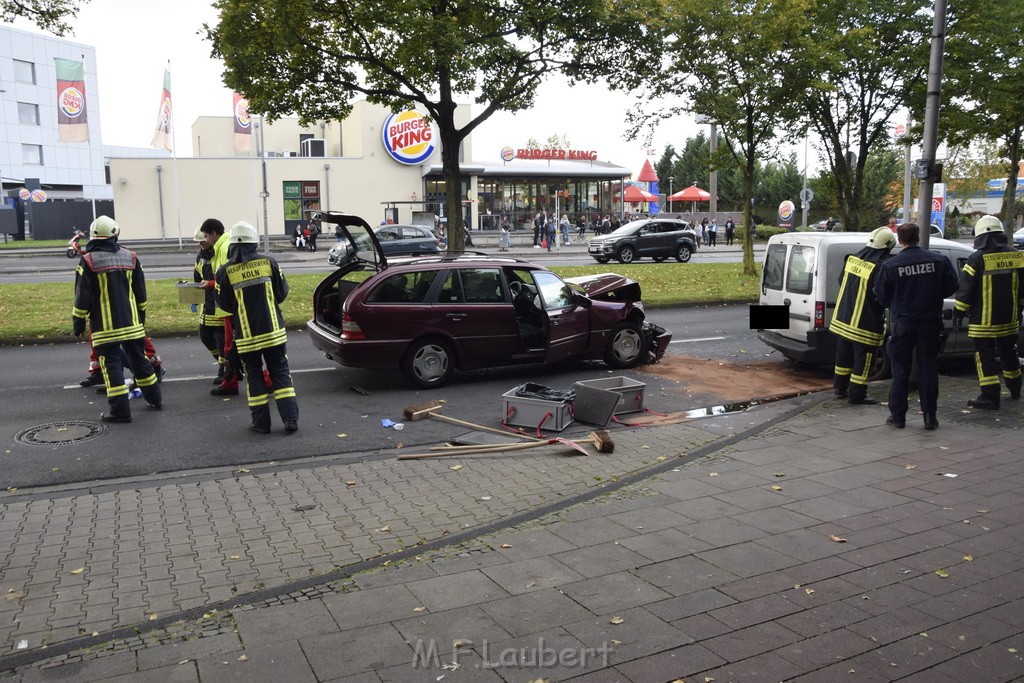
[607,221,645,237]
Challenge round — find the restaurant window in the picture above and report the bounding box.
[18,102,40,126]
[13,60,35,84]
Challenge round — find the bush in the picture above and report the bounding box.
[737,225,787,242]
[944,222,961,239]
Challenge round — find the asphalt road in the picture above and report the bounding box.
[2,304,776,490]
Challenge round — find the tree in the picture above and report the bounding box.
[1,0,84,35]
[755,154,803,221]
[802,0,928,232]
[206,0,650,252]
[941,0,1024,233]
[637,0,815,275]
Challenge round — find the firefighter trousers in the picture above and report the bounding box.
[973,336,1022,402]
[833,337,877,401]
[96,339,162,417]
[241,344,298,430]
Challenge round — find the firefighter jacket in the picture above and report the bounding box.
[874,245,958,321]
[954,231,1024,338]
[209,232,233,321]
[830,246,890,346]
[193,245,222,326]
[215,244,289,354]
[72,238,148,345]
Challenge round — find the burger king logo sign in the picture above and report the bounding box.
[59,86,85,118]
[235,98,251,130]
[382,110,436,165]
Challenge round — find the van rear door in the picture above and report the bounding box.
[760,241,817,344]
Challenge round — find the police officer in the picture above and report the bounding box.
[953,215,1024,409]
[72,216,162,423]
[192,226,226,386]
[831,227,896,404]
[874,223,958,429]
[215,221,299,434]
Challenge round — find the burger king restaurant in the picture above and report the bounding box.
[108,100,632,241]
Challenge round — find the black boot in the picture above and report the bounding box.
[847,384,877,405]
[923,413,939,430]
[886,415,905,428]
[833,375,849,399]
[80,370,103,387]
[1007,376,1022,400]
[968,386,1001,410]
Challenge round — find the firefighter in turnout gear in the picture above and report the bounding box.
[200,218,244,395]
[874,223,958,430]
[953,215,1024,410]
[72,216,162,423]
[193,226,226,385]
[831,228,896,404]
[215,221,299,434]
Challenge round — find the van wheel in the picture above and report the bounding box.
[401,338,454,389]
[605,322,648,368]
[617,246,636,264]
[867,346,891,381]
[675,244,692,262]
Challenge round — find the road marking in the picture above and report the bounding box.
[670,336,726,344]
[62,366,337,389]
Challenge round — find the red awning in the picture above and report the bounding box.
[667,184,711,202]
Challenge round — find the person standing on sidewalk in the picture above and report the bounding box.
[707,220,718,248]
[216,221,299,434]
[724,217,735,246]
[72,216,162,423]
[559,213,571,245]
[953,214,1024,410]
[873,223,958,430]
[831,228,895,405]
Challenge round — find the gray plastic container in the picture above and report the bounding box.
[574,376,646,414]
[501,388,573,432]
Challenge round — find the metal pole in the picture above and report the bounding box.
[801,134,809,230]
[259,116,270,252]
[155,165,165,239]
[709,123,718,221]
[903,137,912,224]
[916,0,947,251]
[324,163,331,211]
[669,177,674,213]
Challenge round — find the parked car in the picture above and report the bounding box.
[1014,227,1024,249]
[755,231,1024,379]
[587,218,699,264]
[307,213,673,388]
[327,219,440,265]
[813,219,842,232]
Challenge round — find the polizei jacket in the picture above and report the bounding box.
[215,244,289,354]
[954,231,1024,338]
[72,239,148,345]
[830,246,889,346]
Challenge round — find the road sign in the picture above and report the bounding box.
[799,188,815,204]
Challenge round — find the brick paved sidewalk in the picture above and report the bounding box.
[4,376,1024,681]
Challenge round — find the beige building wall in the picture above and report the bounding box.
[111,101,467,240]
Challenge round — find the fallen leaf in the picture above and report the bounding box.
[336,433,347,438]
[291,504,316,512]
[379,525,391,533]
[453,639,472,648]
[963,519,971,525]
[57,427,67,432]
[449,465,463,471]
[500,543,512,549]
[771,485,783,491]
[6,488,15,492]
[656,456,668,461]
[149,613,157,621]
[442,661,460,671]
[612,639,622,645]
[237,655,248,661]
[1009,648,1018,653]
[235,468,250,474]
[229,555,240,560]
[52,467,60,472]
[939,446,948,450]
[829,534,847,543]
[345,480,356,486]
[609,616,625,625]
[905,464,917,470]
[705,678,716,683]
[976,509,990,513]
[709,472,719,477]
[935,569,949,578]
[959,635,966,641]
[70,568,85,575]
[773,472,785,477]
[804,588,815,595]
[963,554,973,562]
[919,632,928,637]
[413,606,427,612]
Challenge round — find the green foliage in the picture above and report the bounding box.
[1,0,84,35]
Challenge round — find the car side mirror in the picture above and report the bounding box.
[575,292,592,309]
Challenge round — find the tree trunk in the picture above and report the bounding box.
[438,127,464,253]
[742,153,756,276]
[1002,123,1022,234]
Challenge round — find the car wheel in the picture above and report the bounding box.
[867,345,891,381]
[401,338,454,389]
[652,256,667,263]
[594,256,610,264]
[617,246,636,264]
[675,244,692,263]
[604,321,648,369]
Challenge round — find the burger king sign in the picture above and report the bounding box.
[382,110,437,165]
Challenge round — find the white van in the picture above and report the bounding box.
[756,232,977,378]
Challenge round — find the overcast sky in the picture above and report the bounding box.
[13,0,708,178]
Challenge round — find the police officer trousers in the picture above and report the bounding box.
[241,344,298,429]
[887,318,942,419]
[974,336,1022,401]
[96,338,162,417]
[834,337,876,401]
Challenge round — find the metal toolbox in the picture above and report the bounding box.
[574,376,646,414]
[176,282,207,305]
[501,388,573,432]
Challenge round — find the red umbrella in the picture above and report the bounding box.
[615,185,658,203]
[667,184,711,213]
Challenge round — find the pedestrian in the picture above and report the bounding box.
[72,216,162,423]
[873,223,959,429]
[498,220,511,251]
[201,218,244,397]
[576,215,587,240]
[545,214,557,252]
[193,225,226,386]
[307,221,319,252]
[610,214,621,232]
[885,216,898,233]
[532,211,545,248]
[826,216,836,232]
[953,215,1024,410]
[292,223,304,249]
[831,228,895,405]
[725,217,735,246]
[708,220,718,247]
[700,218,708,246]
[601,214,612,234]
[215,221,299,434]
[560,213,571,245]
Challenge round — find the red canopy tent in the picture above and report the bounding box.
[615,185,659,203]
[667,184,711,212]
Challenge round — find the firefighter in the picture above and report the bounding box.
[72,216,162,423]
[874,223,958,430]
[831,227,896,404]
[193,226,225,385]
[953,215,1024,410]
[215,221,298,434]
[199,218,243,396]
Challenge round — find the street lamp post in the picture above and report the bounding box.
[668,177,674,213]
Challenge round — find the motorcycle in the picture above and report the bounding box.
[66,229,87,258]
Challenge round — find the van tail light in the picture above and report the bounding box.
[341,312,366,340]
[814,301,826,329]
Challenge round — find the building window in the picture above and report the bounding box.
[18,102,40,126]
[13,60,36,84]
[22,144,43,165]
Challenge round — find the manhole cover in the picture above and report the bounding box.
[15,421,107,446]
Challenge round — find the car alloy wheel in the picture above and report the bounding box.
[402,338,454,388]
[605,321,648,368]
[675,244,692,262]
[617,246,635,264]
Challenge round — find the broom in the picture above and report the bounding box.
[398,430,614,460]
[403,400,539,442]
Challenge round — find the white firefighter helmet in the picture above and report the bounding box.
[229,221,259,244]
[868,227,896,250]
[975,215,1003,236]
[193,226,206,242]
[89,215,119,239]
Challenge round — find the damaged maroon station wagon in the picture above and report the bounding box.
[306,213,673,388]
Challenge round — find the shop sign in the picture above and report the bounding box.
[301,181,320,198]
[282,181,301,199]
[382,110,437,165]
[504,147,598,161]
[777,200,796,229]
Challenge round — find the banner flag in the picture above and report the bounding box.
[151,68,173,152]
[233,92,252,153]
[54,58,88,143]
